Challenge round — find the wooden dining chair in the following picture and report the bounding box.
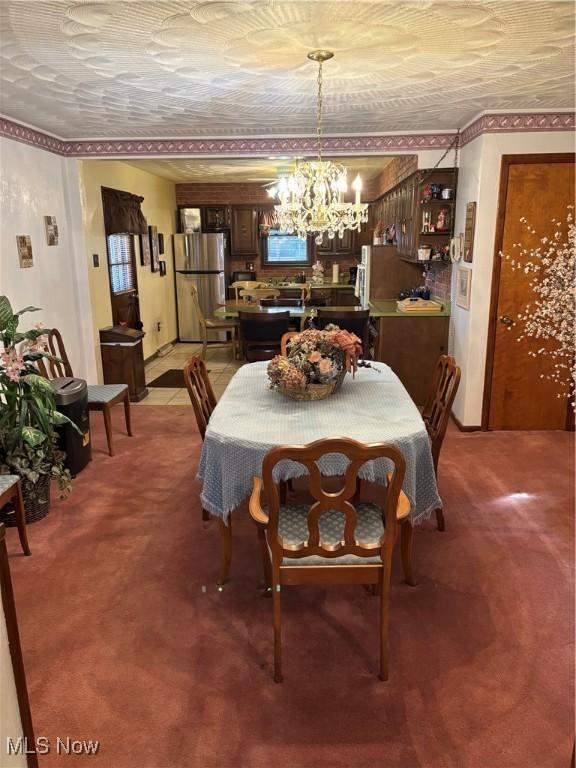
[0,476,31,556]
[280,332,299,356]
[239,288,280,303]
[231,280,263,301]
[37,328,131,457]
[238,310,291,361]
[190,285,238,360]
[421,354,461,531]
[183,356,217,522]
[249,437,412,683]
[315,308,371,356]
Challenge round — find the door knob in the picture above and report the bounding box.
[500,315,513,327]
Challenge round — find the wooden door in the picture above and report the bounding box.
[485,155,574,430]
[231,207,258,255]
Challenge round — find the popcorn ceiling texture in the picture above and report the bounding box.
[0,1,573,139]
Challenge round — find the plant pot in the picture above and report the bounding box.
[0,475,51,526]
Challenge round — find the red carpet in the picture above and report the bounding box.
[5,407,574,768]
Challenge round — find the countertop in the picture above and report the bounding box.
[368,299,451,317]
[214,298,450,319]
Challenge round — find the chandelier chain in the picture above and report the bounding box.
[316,59,323,161]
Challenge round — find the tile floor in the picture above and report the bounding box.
[135,342,243,406]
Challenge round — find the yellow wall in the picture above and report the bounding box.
[78,160,178,379]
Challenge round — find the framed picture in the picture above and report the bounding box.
[148,225,160,273]
[463,202,476,263]
[44,216,58,246]
[456,266,472,310]
[139,233,151,266]
[159,260,166,277]
[16,235,33,268]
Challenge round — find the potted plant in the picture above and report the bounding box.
[0,296,75,524]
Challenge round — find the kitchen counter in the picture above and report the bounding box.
[214,298,450,320]
[368,298,451,317]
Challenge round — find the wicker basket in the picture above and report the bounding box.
[279,366,346,401]
[0,475,51,526]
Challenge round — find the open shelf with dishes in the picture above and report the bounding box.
[369,167,458,264]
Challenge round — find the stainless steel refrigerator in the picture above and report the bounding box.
[173,233,226,342]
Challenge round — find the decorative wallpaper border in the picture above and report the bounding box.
[1,112,574,158]
[460,112,575,146]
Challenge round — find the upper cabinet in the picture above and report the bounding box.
[231,207,259,256]
[202,206,231,231]
[370,168,457,263]
[313,228,357,257]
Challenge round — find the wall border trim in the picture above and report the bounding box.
[1,112,574,158]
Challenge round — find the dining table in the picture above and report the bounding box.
[197,361,442,527]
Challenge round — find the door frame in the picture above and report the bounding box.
[481,153,575,431]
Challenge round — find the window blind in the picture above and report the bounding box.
[107,234,136,294]
[266,230,308,264]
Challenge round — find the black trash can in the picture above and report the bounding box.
[51,377,92,477]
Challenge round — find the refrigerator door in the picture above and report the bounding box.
[174,233,225,272]
[200,233,225,272]
[176,272,226,343]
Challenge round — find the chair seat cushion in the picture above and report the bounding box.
[278,502,384,566]
[0,475,20,495]
[87,384,128,404]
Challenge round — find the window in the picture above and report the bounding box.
[262,230,311,266]
[107,234,136,294]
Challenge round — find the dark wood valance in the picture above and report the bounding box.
[101,186,147,235]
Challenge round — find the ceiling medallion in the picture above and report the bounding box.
[269,50,368,244]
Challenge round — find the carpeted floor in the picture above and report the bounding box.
[5,407,574,768]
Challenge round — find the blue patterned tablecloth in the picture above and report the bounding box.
[197,362,441,524]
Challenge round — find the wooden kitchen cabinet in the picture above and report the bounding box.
[314,229,357,257]
[231,207,259,255]
[374,315,449,405]
[202,206,231,230]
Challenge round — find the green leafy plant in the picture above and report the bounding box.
[0,295,77,502]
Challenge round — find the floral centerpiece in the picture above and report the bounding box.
[0,296,76,523]
[267,325,362,401]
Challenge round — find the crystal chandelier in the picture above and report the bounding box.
[270,50,368,245]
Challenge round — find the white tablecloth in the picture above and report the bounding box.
[197,361,441,524]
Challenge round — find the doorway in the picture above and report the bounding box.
[483,154,574,430]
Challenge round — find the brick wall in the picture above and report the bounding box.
[176,183,271,206]
[424,263,452,300]
[369,155,418,200]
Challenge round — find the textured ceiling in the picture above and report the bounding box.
[0,1,574,140]
[123,155,395,182]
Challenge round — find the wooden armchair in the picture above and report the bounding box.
[37,329,131,457]
[249,437,412,682]
[421,355,461,531]
[190,285,237,360]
